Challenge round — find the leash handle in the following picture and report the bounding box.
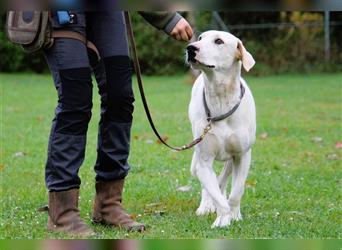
[124,11,208,152]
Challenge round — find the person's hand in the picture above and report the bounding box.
[170,18,193,41]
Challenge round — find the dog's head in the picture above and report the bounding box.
[186,30,255,72]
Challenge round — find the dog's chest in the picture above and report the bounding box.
[203,121,250,160]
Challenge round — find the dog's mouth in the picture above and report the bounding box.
[186,51,215,69]
[188,58,215,69]
[193,60,215,69]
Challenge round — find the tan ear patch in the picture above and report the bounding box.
[235,49,242,60]
[237,41,255,72]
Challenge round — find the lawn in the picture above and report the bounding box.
[0,73,341,239]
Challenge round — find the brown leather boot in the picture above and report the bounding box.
[47,189,95,237]
[92,179,145,232]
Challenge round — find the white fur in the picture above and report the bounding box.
[187,31,256,228]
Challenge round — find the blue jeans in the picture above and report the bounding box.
[44,11,134,191]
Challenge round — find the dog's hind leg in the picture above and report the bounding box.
[228,149,252,222]
[218,160,233,198]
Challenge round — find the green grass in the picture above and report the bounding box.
[0,73,341,239]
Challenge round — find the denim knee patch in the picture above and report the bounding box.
[54,67,93,135]
[59,67,93,107]
[103,56,135,123]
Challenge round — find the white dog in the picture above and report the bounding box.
[186,30,256,228]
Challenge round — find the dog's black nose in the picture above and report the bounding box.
[186,45,199,52]
[187,45,199,63]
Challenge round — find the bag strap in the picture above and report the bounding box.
[52,30,100,60]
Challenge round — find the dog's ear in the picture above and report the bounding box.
[237,41,255,72]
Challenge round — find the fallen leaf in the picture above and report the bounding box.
[144,210,167,216]
[171,155,179,160]
[311,137,323,143]
[36,116,44,121]
[145,139,154,144]
[130,213,139,220]
[0,164,4,171]
[13,152,26,157]
[177,185,192,192]
[304,152,314,157]
[145,202,163,208]
[326,153,340,160]
[259,132,268,140]
[335,141,342,149]
[245,180,257,192]
[245,179,257,188]
[157,136,169,144]
[282,127,289,132]
[133,135,140,140]
[154,210,166,216]
[307,128,317,133]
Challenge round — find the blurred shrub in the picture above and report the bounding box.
[131,12,186,75]
[0,30,26,72]
[0,12,186,75]
[0,13,47,73]
[0,11,341,75]
[215,11,342,75]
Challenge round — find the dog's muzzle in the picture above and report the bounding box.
[186,45,215,69]
[186,45,199,63]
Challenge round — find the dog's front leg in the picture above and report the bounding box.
[228,149,252,222]
[191,151,215,215]
[195,156,232,228]
[196,160,233,216]
[196,188,216,216]
[192,151,215,215]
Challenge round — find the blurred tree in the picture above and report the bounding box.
[0,11,341,75]
[0,12,47,73]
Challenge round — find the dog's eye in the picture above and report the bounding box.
[198,36,202,41]
[215,38,224,45]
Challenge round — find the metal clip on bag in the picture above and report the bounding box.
[6,11,53,53]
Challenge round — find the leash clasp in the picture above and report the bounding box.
[201,122,212,139]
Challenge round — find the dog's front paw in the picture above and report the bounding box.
[196,200,216,216]
[211,213,232,228]
[233,210,242,221]
[211,209,242,228]
[229,207,242,221]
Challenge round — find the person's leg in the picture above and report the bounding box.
[45,12,92,192]
[87,11,133,181]
[86,11,144,232]
[44,11,94,236]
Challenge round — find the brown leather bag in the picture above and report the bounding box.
[6,11,53,53]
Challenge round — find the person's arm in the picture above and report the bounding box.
[138,11,193,41]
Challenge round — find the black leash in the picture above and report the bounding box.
[124,11,244,151]
[124,11,208,151]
